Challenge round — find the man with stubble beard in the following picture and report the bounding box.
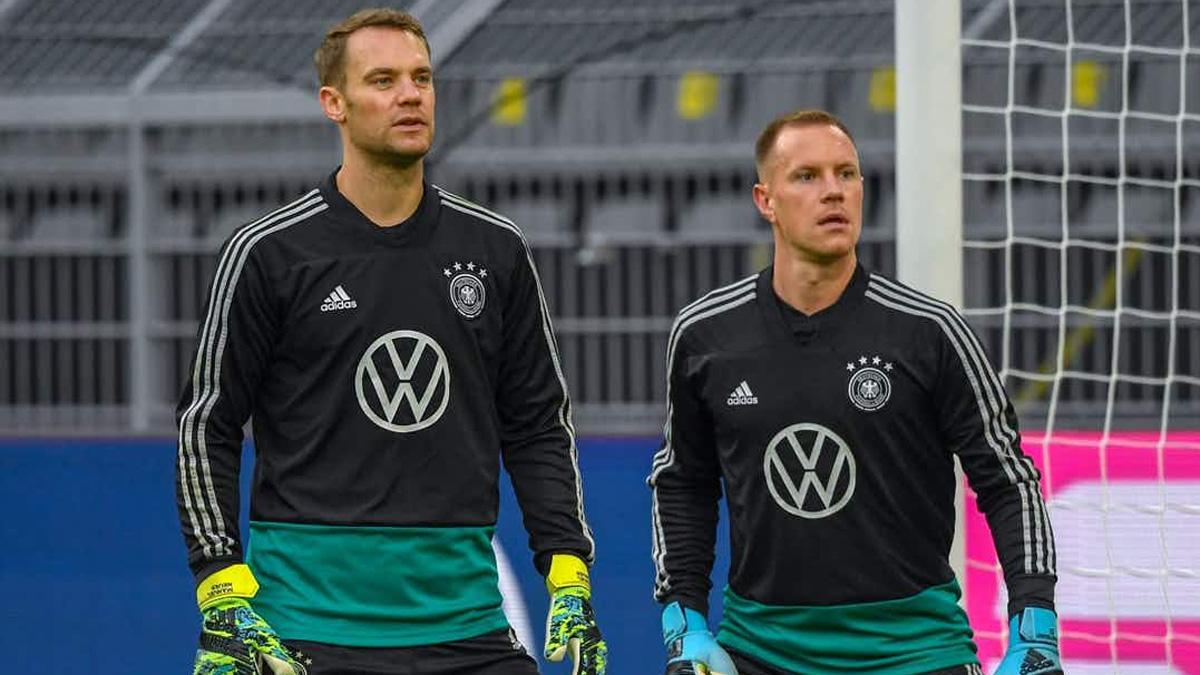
[649,109,1061,675]
[179,9,606,675]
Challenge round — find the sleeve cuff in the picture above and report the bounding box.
[1005,573,1056,618]
[663,591,709,618]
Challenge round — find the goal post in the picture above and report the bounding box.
[894,0,968,594]
[900,0,1200,671]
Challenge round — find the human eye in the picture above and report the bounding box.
[840,166,860,180]
[794,169,816,182]
[371,75,393,88]
[414,71,433,86]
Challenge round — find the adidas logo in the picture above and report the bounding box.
[1021,649,1057,673]
[727,381,758,406]
[320,285,358,312]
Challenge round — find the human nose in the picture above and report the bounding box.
[395,77,422,105]
[820,172,844,202]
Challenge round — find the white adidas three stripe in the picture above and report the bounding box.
[177,191,328,559]
[865,274,1056,576]
[434,186,595,561]
[650,274,757,597]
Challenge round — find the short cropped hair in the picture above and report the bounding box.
[314,8,431,90]
[755,109,857,172]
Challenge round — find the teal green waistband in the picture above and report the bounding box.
[246,521,509,647]
[718,581,977,674]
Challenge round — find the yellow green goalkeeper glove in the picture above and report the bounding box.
[543,554,608,674]
[192,564,308,675]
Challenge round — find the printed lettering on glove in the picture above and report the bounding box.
[544,554,608,675]
[193,564,308,675]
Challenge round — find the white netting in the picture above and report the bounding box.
[960,0,1200,671]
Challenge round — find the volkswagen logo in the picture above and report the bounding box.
[355,330,451,433]
[763,423,856,519]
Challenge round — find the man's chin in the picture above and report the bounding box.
[785,242,857,265]
[365,144,431,167]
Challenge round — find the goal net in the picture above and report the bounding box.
[959,0,1199,671]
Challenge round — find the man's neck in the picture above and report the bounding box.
[335,153,425,227]
[771,248,858,317]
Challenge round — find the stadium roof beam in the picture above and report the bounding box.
[131,0,234,95]
[0,90,325,128]
[0,0,499,128]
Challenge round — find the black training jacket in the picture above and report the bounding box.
[650,265,1055,617]
[176,172,594,584]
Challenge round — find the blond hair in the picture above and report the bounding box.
[755,109,856,173]
[314,8,430,89]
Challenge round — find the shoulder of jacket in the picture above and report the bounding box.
[862,272,966,325]
[219,188,330,259]
[431,185,527,247]
[667,274,760,357]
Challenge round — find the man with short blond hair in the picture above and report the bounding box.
[181,9,606,674]
[649,109,1060,674]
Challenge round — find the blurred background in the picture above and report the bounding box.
[0,0,1197,672]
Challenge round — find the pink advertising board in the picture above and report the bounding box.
[966,431,1200,674]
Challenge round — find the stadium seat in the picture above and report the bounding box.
[583,195,665,246]
[677,194,761,244]
[501,199,574,247]
[1122,183,1176,238]
[737,70,829,142]
[962,180,1007,236]
[30,207,108,241]
[644,72,732,145]
[1009,179,1063,237]
[557,74,644,146]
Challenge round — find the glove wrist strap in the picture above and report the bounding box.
[662,601,709,644]
[1017,608,1058,641]
[546,554,591,597]
[197,563,260,611]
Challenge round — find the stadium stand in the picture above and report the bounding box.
[0,0,1194,432]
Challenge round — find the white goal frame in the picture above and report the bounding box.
[895,0,968,591]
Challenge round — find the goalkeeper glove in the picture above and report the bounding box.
[994,607,1063,675]
[662,601,738,675]
[543,554,608,674]
[192,563,308,675]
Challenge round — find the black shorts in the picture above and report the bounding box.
[727,646,983,675]
[283,627,539,675]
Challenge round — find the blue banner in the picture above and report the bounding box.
[0,438,730,673]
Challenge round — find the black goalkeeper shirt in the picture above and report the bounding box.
[176,172,593,583]
[649,264,1056,617]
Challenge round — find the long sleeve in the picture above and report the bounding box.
[496,237,595,571]
[933,311,1056,617]
[648,329,721,616]
[176,240,279,583]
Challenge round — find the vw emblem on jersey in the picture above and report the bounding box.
[845,354,893,412]
[763,423,856,519]
[355,330,450,433]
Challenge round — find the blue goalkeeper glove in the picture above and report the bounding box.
[994,607,1063,675]
[192,564,308,675]
[543,554,608,674]
[662,602,738,675]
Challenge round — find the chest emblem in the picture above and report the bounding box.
[845,354,893,412]
[355,330,451,433]
[444,261,487,319]
[763,423,856,519]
